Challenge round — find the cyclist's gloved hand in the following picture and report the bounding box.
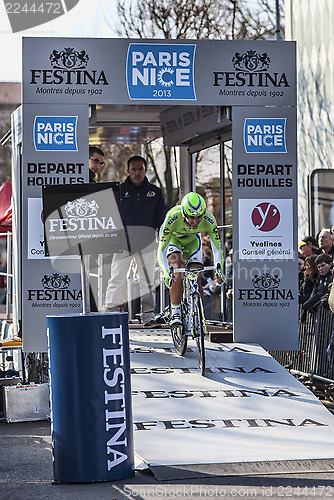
[215,264,226,284]
[164,270,174,289]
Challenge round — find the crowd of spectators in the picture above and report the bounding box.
[298,229,334,361]
[201,227,334,327]
[298,230,334,310]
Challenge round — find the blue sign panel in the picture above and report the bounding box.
[47,312,134,483]
[244,118,287,153]
[33,116,78,151]
[126,43,196,100]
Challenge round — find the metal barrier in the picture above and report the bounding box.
[270,304,334,380]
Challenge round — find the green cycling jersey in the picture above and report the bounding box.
[157,204,224,278]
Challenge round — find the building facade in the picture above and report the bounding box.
[0,82,21,184]
[285,0,334,237]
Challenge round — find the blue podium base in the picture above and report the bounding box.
[47,312,134,483]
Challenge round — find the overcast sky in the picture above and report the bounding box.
[0,0,117,81]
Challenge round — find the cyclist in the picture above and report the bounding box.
[157,192,225,327]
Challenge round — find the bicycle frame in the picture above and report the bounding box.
[171,265,216,375]
[174,266,215,337]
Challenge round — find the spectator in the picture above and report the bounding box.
[299,255,319,304]
[302,253,333,312]
[318,228,334,259]
[89,145,105,183]
[298,236,320,258]
[201,246,214,286]
[298,256,305,291]
[103,155,167,328]
[224,238,233,292]
[327,270,334,364]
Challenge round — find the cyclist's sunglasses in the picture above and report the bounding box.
[185,213,204,220]
[90,157,105,167]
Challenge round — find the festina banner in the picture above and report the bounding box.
[130,332,334,467]
[43,183,122,257]
[19,38,297,352]
[22,103,89,352]
[23,38,296,107]
[232,106,298,350]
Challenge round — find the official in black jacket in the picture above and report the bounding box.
[104,156,168,327]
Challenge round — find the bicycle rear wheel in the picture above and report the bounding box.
[193,296,206,375]
[171,302,187,356]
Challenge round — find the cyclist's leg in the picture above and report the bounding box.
[169,247,188,355]
[166,241,185,325]
[167,252,185,305]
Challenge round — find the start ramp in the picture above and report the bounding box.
[129,331,334,478]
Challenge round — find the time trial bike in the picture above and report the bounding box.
[167,265,218,376]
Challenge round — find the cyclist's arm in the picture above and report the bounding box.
[157,216,174,278]
[204,214,224,268]
[210,234,224,269]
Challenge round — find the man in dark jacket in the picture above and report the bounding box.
[104,155,167,327]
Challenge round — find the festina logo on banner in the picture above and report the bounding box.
[238,273,294,301]
[27,273,82,303]
[30,47,109,86]
[244,118,287,153]
[33,116,78,151]
[213,49,289,89]
[126,43,196,100]
[48,198,116,232]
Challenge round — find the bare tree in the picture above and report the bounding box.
[112,0,284,205]
[296,69,334,235]
[96,143,141,183]
[116,0,284,41]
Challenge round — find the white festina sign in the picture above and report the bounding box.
[130,332,334,467]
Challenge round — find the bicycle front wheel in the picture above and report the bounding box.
[171,302,187,356]
[171,323,187,356]
[193,296,206,376]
